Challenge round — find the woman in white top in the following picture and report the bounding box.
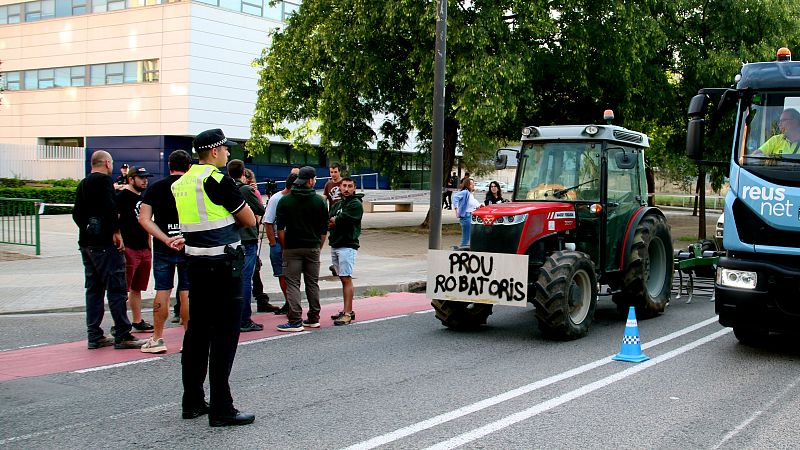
[452,178,481,248]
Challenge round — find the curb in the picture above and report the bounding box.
[0,281,428,316]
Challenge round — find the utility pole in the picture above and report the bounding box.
[428,0,447,250]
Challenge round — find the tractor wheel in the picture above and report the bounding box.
[613,214,673,318]
[533,250,598,340]
[431,300,493,330]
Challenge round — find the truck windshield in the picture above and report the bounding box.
[740,92,800,169]
[515,142,601,202]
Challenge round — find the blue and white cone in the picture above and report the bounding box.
[612,306,649,363]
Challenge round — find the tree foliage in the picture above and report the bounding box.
[250,0,800,191]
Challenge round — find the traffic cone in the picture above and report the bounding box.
[612,306,649,363]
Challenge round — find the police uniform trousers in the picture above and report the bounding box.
[182,254,242,415]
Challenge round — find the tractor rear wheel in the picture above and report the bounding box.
[431,300,493,330]
[533,251,598,340]
[613,214,673,318]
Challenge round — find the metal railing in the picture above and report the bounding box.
[0,197,41,255]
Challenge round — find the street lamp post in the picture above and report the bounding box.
[428,0,447,250]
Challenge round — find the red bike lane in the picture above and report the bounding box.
[0,293,431,383]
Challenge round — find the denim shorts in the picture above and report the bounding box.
[152,251,189,291]
[331,247,357,277]
[269,242,284,277]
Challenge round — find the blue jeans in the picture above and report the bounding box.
[240,241,258,325]
[80,245,132,341]
[459,214,472,247]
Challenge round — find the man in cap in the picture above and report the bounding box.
[116,166,155,333]
[275,166,329,332]
[263,167,300,315]
[115,163,129,190]
[72,150,146,350]
[172,129,256,427]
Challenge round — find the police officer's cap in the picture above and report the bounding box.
[193,129,239,152]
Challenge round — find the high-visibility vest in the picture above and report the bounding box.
[171,164,240,256]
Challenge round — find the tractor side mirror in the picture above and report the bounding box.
[613,151,637,169]
[495,154,508,170]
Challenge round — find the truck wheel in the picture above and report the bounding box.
[533,251,598,340]
[733,326,768,346]
[431,300,493,330]
[613,214,673,318]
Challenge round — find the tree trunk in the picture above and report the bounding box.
[421,117,459,229]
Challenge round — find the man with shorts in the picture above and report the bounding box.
[328,177,363,325]
[116,166,155,332]
[263,168,299,315]
[138,150,192,353]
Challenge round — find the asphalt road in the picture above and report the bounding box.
[1,280,799,449]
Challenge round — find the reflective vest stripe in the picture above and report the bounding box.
[180,215,235,233]
[185,241,242,257]
[194,166,213,224]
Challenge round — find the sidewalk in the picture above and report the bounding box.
[0,197,458,314]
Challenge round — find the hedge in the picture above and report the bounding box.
[0,187,76,215]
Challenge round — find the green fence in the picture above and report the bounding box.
[0,197,41,255]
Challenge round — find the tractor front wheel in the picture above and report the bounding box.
[613,214,673,318]
[431,300,493,330]
[533,251,598,340]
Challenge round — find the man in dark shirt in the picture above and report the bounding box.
[227,159,266,333]
[138,150,192,354]
[328,177,363,326]
[275,166,329,332]
[115,163,129,190]
[72,150,145,350]
[323,162,343,276]
[116,166,154,333]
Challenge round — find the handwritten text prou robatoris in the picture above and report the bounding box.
[433,252,525,302]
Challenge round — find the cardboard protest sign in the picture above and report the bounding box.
[427,250,528,307]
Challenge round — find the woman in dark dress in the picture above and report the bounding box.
[484,181,505,205]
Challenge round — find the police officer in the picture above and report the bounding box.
[172,129,256,427]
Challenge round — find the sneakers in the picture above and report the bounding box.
[274,304,289,315]
[240,320,264,332]
[132,320,154,332]
[334,312,353,326]
[87,336,115,349]
[302,320,321,328]
[329,264,338,277]
[330,310,356,321]
[114,333,148,349]
[276,321,304,332]
[140,337,167,354]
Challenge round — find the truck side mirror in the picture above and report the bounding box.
[686,118,705,160]
[495,154,508,170]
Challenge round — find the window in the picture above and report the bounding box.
[269,145,289,164]
[3,72,21,90]
[71,66,85,86]
[104,63,124,84]
[283,1,298,19]
[7,4,21,23]
[41,137,84,147]
[195,0,218,5]
[71,0,86,14]
[90,64,105,85]
[24,70,38,90]
[263,0,281,20]
[42,0,55,18]
[123,61,139,83]
[143,60,159,82]
[0,5,7,23]
[218,0,239,12]
[37,68,55,88]
[25,1,41,21]
[54,67,70,87]
[107,0,125,10]
[289,147,307,165]
[241,0,261,16]
[92,0,106,12]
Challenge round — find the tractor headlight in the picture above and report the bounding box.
[716,268,757,290]
[584,125,599,136]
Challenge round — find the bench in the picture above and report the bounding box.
[363,199,414,213]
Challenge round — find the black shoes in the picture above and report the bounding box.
[114,333,148,349]
[87,336,114,349]
[132,320,154,332]
[182,402,210,419]
[274,304,289,315]
[329,264,338,277]
[256,296,280,313]
[240,320,264,332]
[209,410,255,427]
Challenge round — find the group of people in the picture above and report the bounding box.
[449,172,508,249]
[72,130,364,427]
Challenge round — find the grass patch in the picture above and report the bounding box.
[676,235,699,241]
[363,288,388,297]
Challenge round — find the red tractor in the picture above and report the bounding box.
[432,116,673,339]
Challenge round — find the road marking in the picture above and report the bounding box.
[343,316,720,450]
[239,331,311,346]
[0,401,177,445]
[0,343,48,352]
[414,309,435,314]
[72,357,162,373]
[356,315,408,324]
[712,374,800,449]
[426,328,732,450]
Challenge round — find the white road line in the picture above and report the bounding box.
[414,309,435,314]
[73,357,162,373]
[712,374,800,449]
[239,331,311,346]
[0,343,49,352]
[343,316,720,450]
[426,328,732,450]
[356,315,408,324]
